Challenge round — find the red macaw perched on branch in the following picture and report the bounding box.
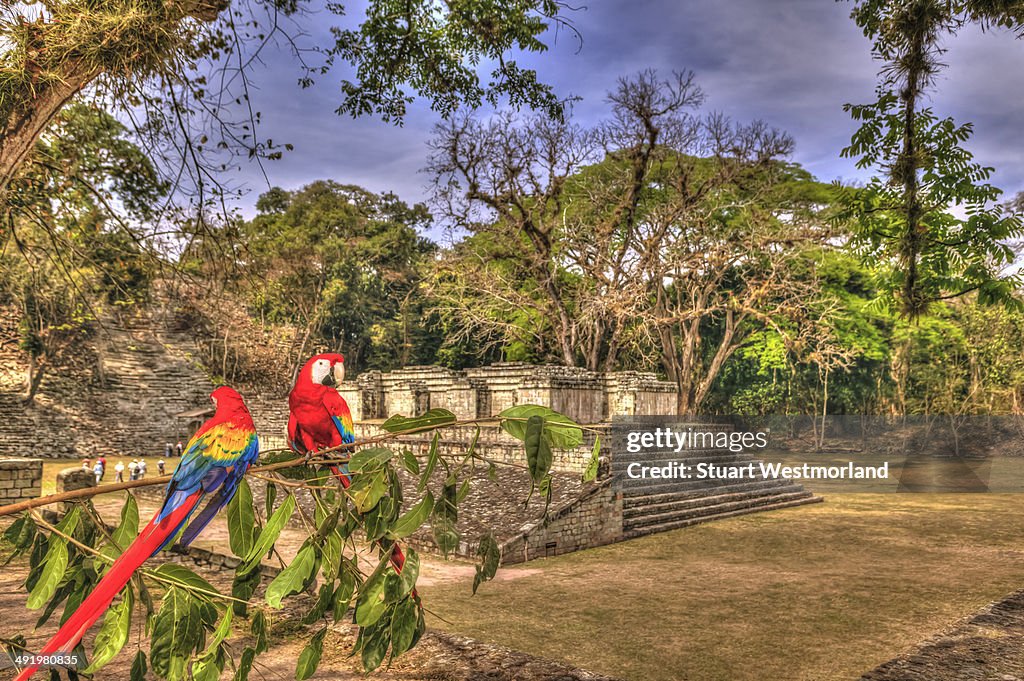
[15,386,259,681]
[288,353,412,579]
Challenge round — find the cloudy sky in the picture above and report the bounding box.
[226,0,1024,221]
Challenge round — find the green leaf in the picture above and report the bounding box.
[27,530,71,610]
[387,492,433,540]
[314,505,340,542]
[227,478,256,558]
[152,563,218,600]
[111,495,139,549]
[207,607,233,650]
[3,514,36,563]
[260,451,308,480]
[35,562,82,628]
[231,567,261,616]
[4,515,26,544]
[400,450,420,475]
[302,582,335,625]
[349,469,388,513]
[333,564,356,622]
[355,565,388,627]
[149,588,199,680]
[131,649,147,681]
[240,494,295,575]
[321,528,344,581]
[348,447,394,472]
[364,495,398,541]
[266,543,320,609]
[524,415,552,485]
[499,404,583,448]
[583,434,601,482]
[417,432,440,493]
[472,533,501,595]
[381,408,457,434]
[190,654,223,681]
[251,611,269,654]
[396,548,419,599]
[457,478,471,504]
[234,647,256,681]
[295,628,327,680]
[265,481,277,520]
[390,597,419,659]
[431,485,460,556]
[84,588,133,673]
[359,617,391,672]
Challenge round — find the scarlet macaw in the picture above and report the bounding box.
[15,386,259,680]
[288,353,412,578]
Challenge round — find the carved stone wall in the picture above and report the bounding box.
[348,362,677,423]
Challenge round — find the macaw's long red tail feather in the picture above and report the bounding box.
[14,491,203,681]
[328,464,416,598]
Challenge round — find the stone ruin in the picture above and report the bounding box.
[336,362,679,424]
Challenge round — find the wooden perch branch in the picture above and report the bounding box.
[0,415,566,518]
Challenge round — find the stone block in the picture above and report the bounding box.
[57,467,97,494]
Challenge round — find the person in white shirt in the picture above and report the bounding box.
[128,459,138,481]
[137,459,147,479]
[114,461,125,483]
[92,460,103,484]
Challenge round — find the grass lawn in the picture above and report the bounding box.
[419,494,1024,681]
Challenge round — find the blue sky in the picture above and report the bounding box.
[227,0,1024,220]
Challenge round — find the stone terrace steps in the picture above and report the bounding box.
[622,478,803,515]
[621,476,823,538]
[623,493,823,538]
[0,308,213,459]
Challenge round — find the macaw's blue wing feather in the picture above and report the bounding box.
[331,415,355,444]
[174,432,259,549]
[176,487,230,549]
[158,423,259,527]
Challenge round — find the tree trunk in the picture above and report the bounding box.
[897,2,929,315]
[23,355,45,405]
[0,0,229,193]
[0,63,101,194]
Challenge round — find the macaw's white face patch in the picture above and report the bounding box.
[311,358,332,385]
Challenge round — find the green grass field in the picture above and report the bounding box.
[420,494,1024,681]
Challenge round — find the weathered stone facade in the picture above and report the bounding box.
[0,459,41,503]
[501,479,623,564]
[356,423,604,475]
[347,363,677,424]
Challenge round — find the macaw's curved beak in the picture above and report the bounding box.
[321,372,336,388]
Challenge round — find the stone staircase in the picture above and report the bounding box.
[620,450,823,538]
[0,307,214,459]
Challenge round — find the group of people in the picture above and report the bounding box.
[81,457,107,484]
[75,441,184,486]
[81,457,168,484]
